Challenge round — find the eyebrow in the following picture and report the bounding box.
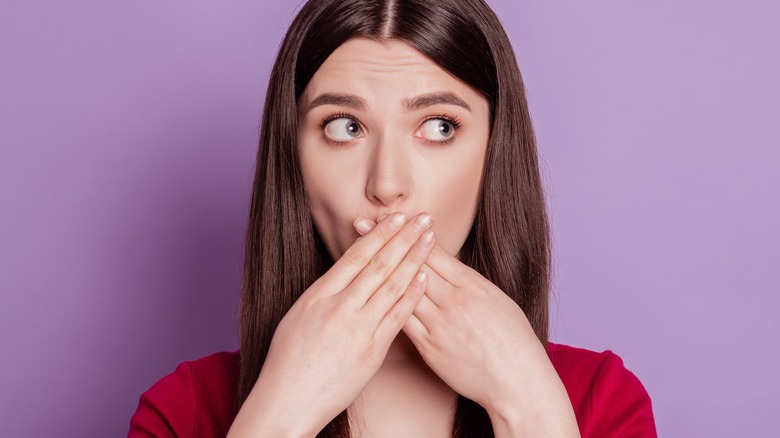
[306,94,368,112]
[304,91,472,114]
[405,92,472,112]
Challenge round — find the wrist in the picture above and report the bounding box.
[487,404,527,438]
[487,402,579,438]
[228,374,322,438]
[484,367,580,437]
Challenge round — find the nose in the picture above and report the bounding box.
[365,133,411,207]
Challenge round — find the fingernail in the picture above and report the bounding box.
[353,217,374,234]
[420,230,435,247]
[414,270,428,284]
[414,213,432,229]
[389,212,405,229]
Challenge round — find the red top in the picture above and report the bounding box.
[128,343,656,437]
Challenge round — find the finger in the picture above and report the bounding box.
[362,229,435,318]
[320,212,407,291]
[411,292,439,323]
[373,270,428,345]
[402,313,430,347]
[419,266,452,308]
[354,218,466,288]
[421,242,466,287]
[353,212,392,236]
[345,213,433,306]
[353,217,375,235]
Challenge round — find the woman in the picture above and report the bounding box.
[130,0,656,436]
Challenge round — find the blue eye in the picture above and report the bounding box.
[419,118,456,142]
[323,117,362,142]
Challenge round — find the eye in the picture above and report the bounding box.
[418,118,457,142]
[323,117,362,142]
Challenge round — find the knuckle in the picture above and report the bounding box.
[344,247,369,268]
[407,281,425,299]
[375,222,398,241]
[380,278,403,298]
[399,227,420,246]
[408,245,430,264]
[319,302,341,322]
[317,303,341,323]
[387,306,405,326]
[368,254,389,275]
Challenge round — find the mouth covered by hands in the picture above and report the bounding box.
[234,211,577,437]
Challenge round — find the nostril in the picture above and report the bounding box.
[366,172,408,207]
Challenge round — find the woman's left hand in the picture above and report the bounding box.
[403,242,550,410]
[354,217,580,437]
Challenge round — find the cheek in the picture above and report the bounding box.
[427,154,485,256]
[300,150,362,260]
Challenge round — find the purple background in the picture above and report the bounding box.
[1,1,778,436]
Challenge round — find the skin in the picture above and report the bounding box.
[227,38,580,437]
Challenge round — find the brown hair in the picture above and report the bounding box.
[238,0,551,436]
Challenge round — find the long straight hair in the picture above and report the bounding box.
[238,0,551,436]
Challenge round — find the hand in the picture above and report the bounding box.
[235,212,436,437]
[354,217,580,437]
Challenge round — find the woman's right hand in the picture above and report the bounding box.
[227,212,435,437]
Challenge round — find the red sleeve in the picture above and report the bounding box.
[585,351,657,437]
[128,362,196,437]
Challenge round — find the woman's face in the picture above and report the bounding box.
[298,38,490,260]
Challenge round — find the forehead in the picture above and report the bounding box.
[301,38,484,106]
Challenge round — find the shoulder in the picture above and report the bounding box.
[548,342,629,380]
[129,350,241,437]
[184,350,241,389]
[547,342,657,438]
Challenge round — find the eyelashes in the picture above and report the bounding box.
[319,112,356,130]
[318,112,462,146]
